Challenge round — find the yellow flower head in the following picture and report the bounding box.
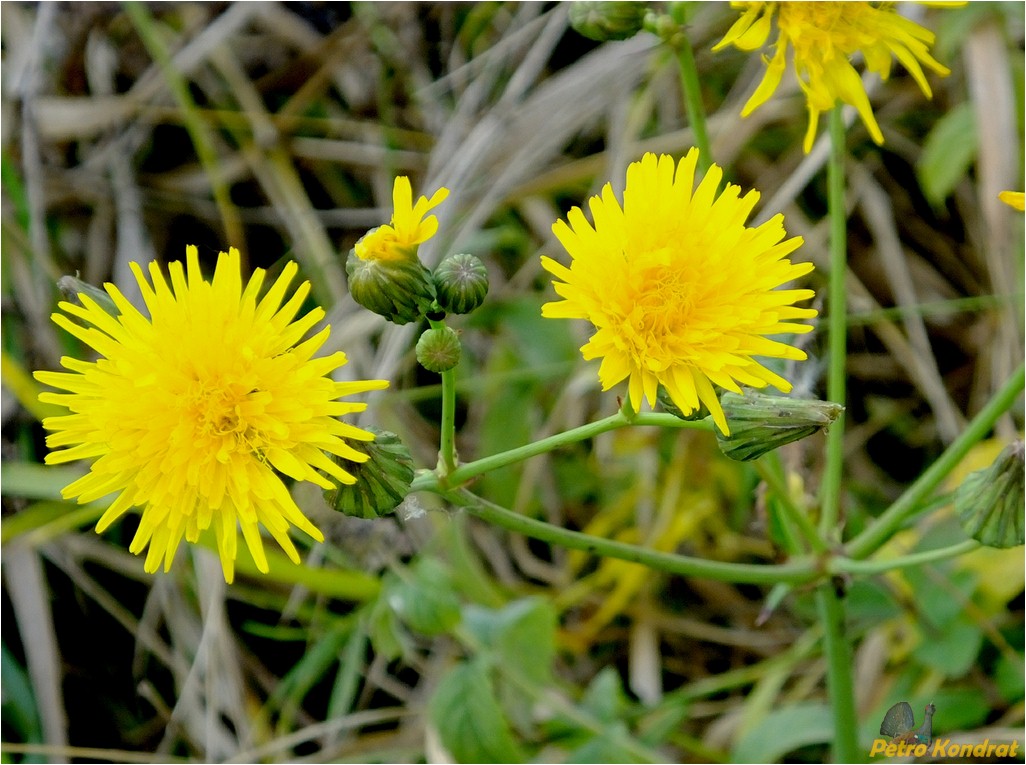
[714,2,952,152]
[999,191,1025,211]
[34,246,389,583]
[354,176,449,262]
[541,151,817,435]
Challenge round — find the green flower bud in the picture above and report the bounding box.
[715,391,844,462]
[433,253,489,315]
[58,275,119,317]
[346,248,436,325]
[569,1,647,41]
[416,326,461,373]
[325,429,416,519]
[954,441,1024,548]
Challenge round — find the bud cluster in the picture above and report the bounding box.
[346,245,489,327]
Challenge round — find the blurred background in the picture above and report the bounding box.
[1,2,1023,762]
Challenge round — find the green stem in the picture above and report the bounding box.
[428,318,458,477]
[832,540,979,575]
[675,34,713,172]
[450,488,818,586]
[411,411,712,492]
[818,104,859,765]
[846,364,1024,559]
[815,587,859,762]
[820,106,848,538]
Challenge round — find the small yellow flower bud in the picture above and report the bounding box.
[345,248,437,325]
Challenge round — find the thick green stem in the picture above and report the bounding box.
[428,318,458,477]
[818,105,858,765]
[450,488,818,586]
[412,411,712,492]
[815,587,860,762]
[820,106,848,538]
[846,364,1024,559]
[675,34,713,172]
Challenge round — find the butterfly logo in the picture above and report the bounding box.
[879,701,936,745]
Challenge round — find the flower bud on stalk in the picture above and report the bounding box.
[433,253,489,315]
[569,1,647,41]
[955,440,1025,548]
[416,326,461,373]
[345,245,436,325]
[715,391,844,462]
[326,429,416,519]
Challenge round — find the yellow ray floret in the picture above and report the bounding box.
[541,150,817,435]
[354,176,449,262]
[34,246,389,582]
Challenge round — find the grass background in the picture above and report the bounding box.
[1,2,1024,762]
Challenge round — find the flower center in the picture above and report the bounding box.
[181,377,264,460]
[616,259,700,370]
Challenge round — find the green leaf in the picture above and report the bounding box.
[568,722,641,764]
[463,598,556,686]
[580,667,629,723]
[388,558,462,636]
[1,641,42,747]
[995,651,1026,703]
[362,595,406,662]
[429,660,526,763]
[731,703,833,763]
[917,102,978,207]
[912,618,983,678]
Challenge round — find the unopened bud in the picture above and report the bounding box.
[955,440,1024,548]
[569,1,647,41]
[326,429,416,519]
[416,326,461,373]
[716,391,844,462]
[433,253,489,315]
[346,249,436,325]
[58,275,119,317]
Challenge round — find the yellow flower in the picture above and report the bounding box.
[34,246,389,583]
[714,2,952,152]
[999,191,1025,211]
[354,176,449,262]
[541,151,817,435]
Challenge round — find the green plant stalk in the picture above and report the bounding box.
[427,318,459,477]
[815,586,859,761]
[831,539,979,575]
[818,105,859,765]
[846,363,1025,559]
[124,3,244,248]
[451,488,818,585]
[675,34,713,173]
[820,106,848,537]
[414,410,713,492]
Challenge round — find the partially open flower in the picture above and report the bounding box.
[714,2,953,152]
